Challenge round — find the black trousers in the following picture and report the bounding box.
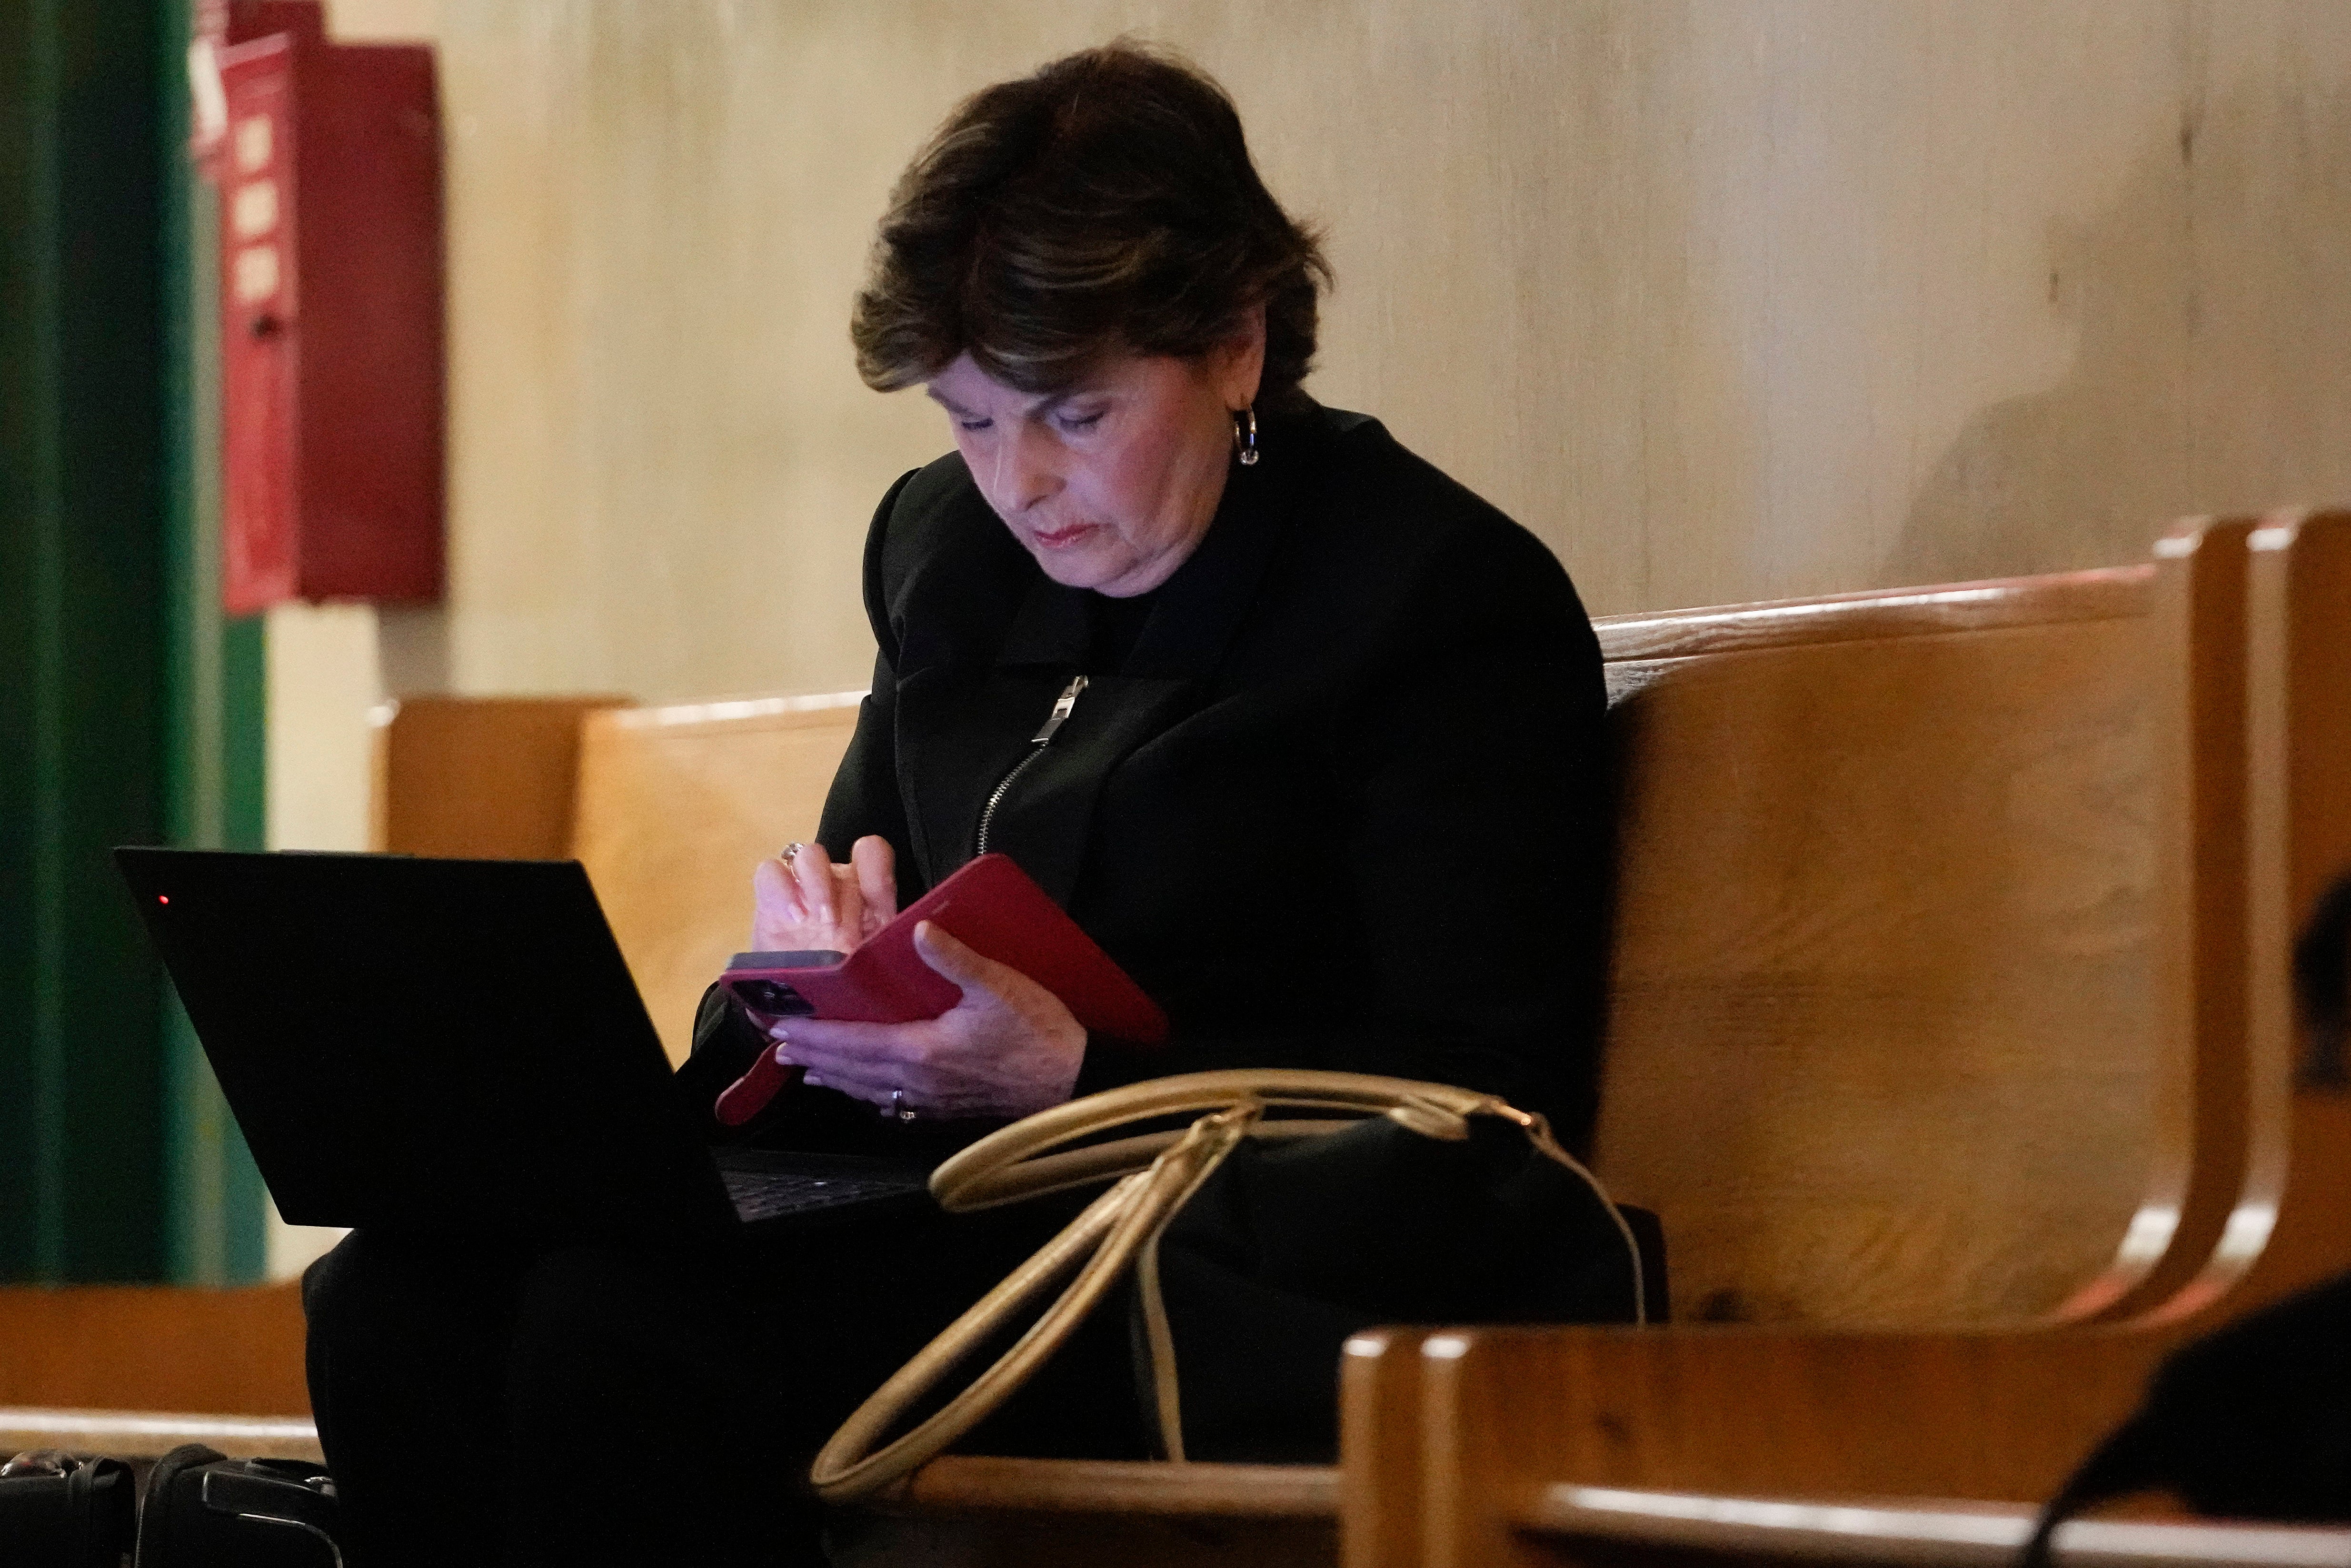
[302,1195,1146,1568]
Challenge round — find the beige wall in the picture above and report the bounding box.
[325,0,2351,711]
[277,0,2351,823]
[273,0,2351,811]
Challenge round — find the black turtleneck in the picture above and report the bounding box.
[1085,586,1162,675]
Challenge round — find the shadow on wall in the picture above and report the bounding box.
[1891,78,2351,586]
[378,604,448,695]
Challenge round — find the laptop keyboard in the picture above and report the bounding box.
[721,1166,924,1223]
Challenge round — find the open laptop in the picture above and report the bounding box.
[115,847,932,1241]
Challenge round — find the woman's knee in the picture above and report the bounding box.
[299,1229,371,1332]
[305,1230,510,1333]
[508,1246,730,1390]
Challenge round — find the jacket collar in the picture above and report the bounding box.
[990,413,1309,683]
[894,412,1320,898]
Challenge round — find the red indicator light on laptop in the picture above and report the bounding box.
[157,895,169,905]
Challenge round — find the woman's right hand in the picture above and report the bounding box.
[750,835,898,955]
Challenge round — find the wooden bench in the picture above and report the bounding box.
[295,525,2254,1562]
[364,525,2244,1563]
[1591,546,2225,1330]
[1387,512,2351,1567]
[9,519,2290,1568]
[567,691,868,1065]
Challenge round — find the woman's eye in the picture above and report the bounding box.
[1057,410,1106,433]
[956,418,994,433]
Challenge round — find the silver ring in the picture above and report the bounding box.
[778,842,806,865]
[889,1088,916,1123]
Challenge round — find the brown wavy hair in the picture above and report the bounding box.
[850,41,1331,412]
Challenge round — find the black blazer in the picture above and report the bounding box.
[680,405,1611,1157]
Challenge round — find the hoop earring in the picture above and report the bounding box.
[1233,406,1259,466]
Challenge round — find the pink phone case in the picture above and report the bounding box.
[712,853,1167,1127]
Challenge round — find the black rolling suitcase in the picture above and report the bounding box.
[0,1450,136,1567]
[134,1445,342,1567]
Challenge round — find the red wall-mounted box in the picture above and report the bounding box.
[216,1,443,615]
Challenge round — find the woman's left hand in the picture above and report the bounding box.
[761,920,1086,1120]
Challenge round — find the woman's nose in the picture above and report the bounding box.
[995,422,1063,511]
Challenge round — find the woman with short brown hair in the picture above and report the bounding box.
[852,40,1330,412]
[304,41,1612,1566]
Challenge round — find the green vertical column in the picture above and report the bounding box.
[159,0,269,1285]
[0,0,267,1285]
[0,0,172,1282]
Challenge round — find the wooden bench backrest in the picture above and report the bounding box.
[570,693,865,1064]
[2236,507,2351,1307]
[1587,538,2236,1328]
[365,534,2255,1333]
[371,695,631,858]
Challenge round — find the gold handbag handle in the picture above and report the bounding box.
[930,1069,1506,1211]
[807,1069,1639,1504]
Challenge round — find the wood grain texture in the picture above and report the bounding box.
[1340,1330,1433,1568]
[369,694,629,859]
[570,693,863,1063]
[0,1283,306,1416]
[1421,1325,2169,1568]
[2084,518,2268,1323]
[2233,509,2351,1309]
[1592,563,2196,1327]
[1591,566,2154,665]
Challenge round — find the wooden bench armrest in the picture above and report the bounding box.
[1413,1321,2185,1568]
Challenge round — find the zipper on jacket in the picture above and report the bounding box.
[974,675,1088,857]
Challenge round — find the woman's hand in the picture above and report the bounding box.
[760,921,1086,1120]
[750,835,897,954]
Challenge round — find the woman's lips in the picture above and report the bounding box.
[1029,522,1099,550]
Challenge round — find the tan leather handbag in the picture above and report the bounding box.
[810,1069,1647,1503]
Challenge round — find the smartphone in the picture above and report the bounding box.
[724,953,843,1019]
[712,853,1167,1127]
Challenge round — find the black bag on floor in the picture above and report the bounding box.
[135,1445,342,1568]
[0,1450,135,1568]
